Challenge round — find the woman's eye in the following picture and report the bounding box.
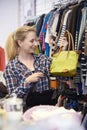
[30,39,38,43]
[30,40,34,43]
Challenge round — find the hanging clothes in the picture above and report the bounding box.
[36,14,45,37]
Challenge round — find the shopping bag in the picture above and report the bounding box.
[50,30,79,77]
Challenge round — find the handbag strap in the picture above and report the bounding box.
[52,30,75,56]
[64,30,75,51]
[63,30,70,51]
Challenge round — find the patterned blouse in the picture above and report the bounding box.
[3,54,52,99]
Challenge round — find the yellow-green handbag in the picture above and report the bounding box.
[50,30,79,77]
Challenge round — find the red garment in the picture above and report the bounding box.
[0,47,5,71]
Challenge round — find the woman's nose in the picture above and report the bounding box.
[34,40,39,46]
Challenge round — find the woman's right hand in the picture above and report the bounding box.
[60,37,68,50]
[25,72,44,83]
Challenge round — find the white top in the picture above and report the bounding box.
[0,71,6,85]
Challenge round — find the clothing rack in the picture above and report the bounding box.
[23,16,39,25]
[53,0,86,8]
[53,0,75,5]
[24,0,86,25]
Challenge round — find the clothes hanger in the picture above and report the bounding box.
[78,0,87,3]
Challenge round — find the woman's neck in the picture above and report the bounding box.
[18,53,35,71]
[18,52,34,61]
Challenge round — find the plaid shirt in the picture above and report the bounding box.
[4,54,52,99]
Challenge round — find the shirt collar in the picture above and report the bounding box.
[14,54,41,63]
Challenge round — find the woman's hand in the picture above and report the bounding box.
[56,95,66,107]
[25,72,44,83]
[60,37,68,50]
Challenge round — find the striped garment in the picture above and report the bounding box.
[80,32,87,81]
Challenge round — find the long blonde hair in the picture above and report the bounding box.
[5,26,36,62]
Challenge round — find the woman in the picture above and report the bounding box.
[4,26,58,111]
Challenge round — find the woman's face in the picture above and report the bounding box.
[18,31,39,54]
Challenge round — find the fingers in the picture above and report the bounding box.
[60,37,68,49]
[36,72,44,77]
[62,37,67,40]
[26,72,44,83]
[57,95,66,107]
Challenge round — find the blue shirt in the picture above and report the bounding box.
[4,54,52,99]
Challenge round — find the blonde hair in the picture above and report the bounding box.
[5,26,36,61]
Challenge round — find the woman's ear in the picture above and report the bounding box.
[17,40,22,47]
